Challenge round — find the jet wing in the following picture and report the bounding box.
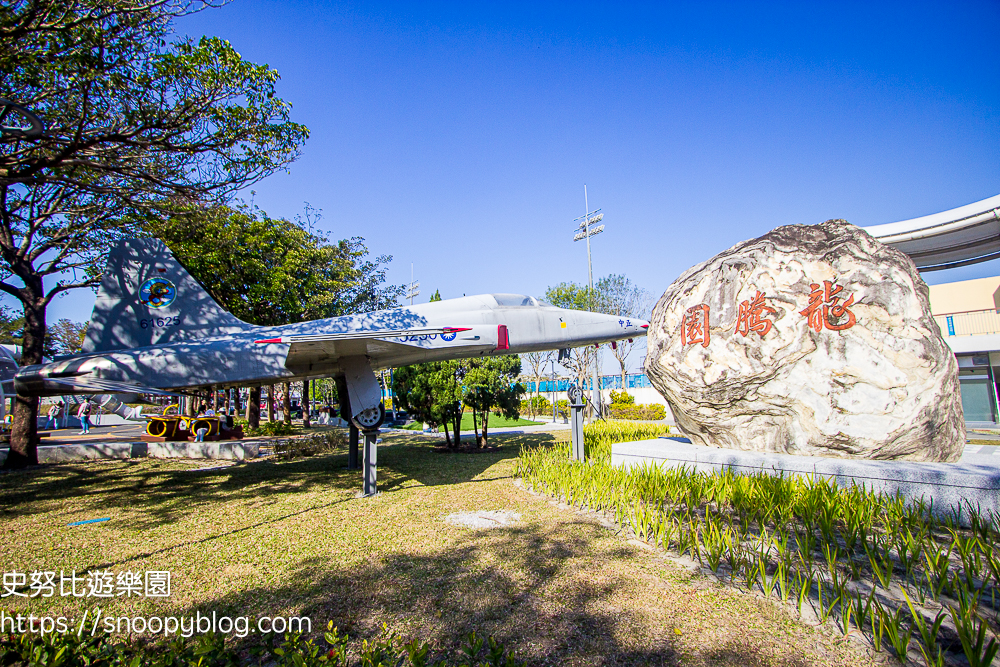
[15,371,187,397]
[257,326,497,371]
[253,326,472,344]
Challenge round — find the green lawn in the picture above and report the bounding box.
[400,413,542,431]
[0,431,872,666]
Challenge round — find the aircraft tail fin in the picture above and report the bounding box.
[81,238,251,354]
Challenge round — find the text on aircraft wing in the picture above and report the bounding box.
[271,326,497,371]
[254,326,472,344]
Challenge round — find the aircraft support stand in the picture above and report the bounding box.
[348,423,360,470]
[336,375,362,470]
[362,429,378,496]
[568,385,585,461]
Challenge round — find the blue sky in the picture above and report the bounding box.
[44,0,1000,365]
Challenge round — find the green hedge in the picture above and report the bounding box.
[607,404,665,421]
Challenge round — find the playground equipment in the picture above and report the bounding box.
[143,404,232,441]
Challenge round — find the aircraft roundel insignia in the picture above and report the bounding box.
[441,331,458,342]
[139,277,176,309]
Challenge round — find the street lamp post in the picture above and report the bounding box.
[406,263,420,305]
[572,185,605,420]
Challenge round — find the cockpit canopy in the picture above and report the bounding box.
[491,294,554,308]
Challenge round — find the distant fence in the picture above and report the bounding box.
[934,309,1000,337]
[522,373,653,393]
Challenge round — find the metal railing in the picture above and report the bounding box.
[934,309,1000,337]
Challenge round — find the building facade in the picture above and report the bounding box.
[928,276,1000,426]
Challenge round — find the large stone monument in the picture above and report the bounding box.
[644,220,964,462]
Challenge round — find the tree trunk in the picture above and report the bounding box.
[248,387,261,429]
[281,381,291,423]
[5,295,45,468]
[443,421,451,447]
[267,384,274,421]
[482,410,490,448]
[452,403,461,448]
[534,374,541,418]
[472,405,480,446]
[302,380,310,428]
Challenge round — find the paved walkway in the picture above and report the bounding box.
[383,421,571,437]
[29,423,147,445]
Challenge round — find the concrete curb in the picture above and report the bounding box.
[0,440,261,465]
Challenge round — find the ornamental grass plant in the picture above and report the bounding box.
[518,429,1000,667]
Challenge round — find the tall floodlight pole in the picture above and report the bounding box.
[572,185,605,420]
[406,263,420,305]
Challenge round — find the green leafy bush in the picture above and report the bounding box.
[247,420,296,437]
[608,404,666,421]
[273,430,349,458]
[519,395,552,415]
[608,390,634,405]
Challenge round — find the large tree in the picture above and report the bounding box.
[391,360,466,448]
[145,203,401,324]
[47,318,87,355]
[144,202,403,427]
[463,355,523,447]
[0,0,308,466]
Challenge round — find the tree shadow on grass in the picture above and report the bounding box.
[180,519,685,666]
[0,432,557,532]
[375,432,558,491]
[166,514,830,666]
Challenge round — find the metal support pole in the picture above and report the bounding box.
[592,363,601,421]
[348,423,359,470]
[362,429,379,496]
[568,385,585,461]
[389,368,397,421]
[551,376,556,423]
[988,362,999,425]
[303,380,311,428]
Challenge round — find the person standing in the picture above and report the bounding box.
[77,400,92,435]
[44,402,60,430]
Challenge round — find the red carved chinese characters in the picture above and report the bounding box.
[734,290,777,337]
[681,304,711,347]
[799,280,856,332]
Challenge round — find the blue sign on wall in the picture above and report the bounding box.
[946,316,955,336]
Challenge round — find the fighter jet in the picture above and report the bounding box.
[15,239,649,430]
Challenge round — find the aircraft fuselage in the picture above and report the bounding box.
[15,293,647,396]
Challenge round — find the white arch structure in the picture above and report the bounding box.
[862,194,1000,271]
